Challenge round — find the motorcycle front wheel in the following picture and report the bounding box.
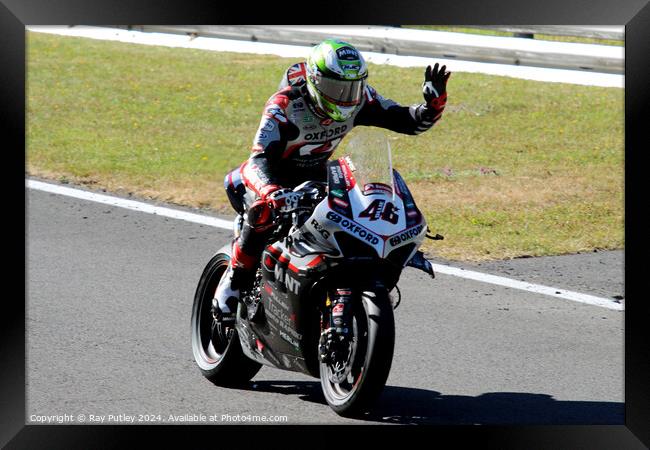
[319,288,395,416]
[191,252,261,386]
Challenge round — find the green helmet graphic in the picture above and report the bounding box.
[305,39,368,122]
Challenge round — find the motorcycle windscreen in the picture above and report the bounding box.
[339,129,395,198]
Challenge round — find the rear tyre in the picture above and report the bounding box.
[191,253,261,386]
[319,288,395,416]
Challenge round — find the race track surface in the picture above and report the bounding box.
[26,188,624,425]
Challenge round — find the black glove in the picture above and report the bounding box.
[422,63,451,113]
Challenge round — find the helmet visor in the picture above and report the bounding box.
[312,74,366,107]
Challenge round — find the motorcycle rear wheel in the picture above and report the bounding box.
[319,288,395,416]
[191,252,262,386]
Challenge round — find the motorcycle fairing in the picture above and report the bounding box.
[235,157,429,377]
[304,158,427,261]
[327,160,354,218]
[393,169,423,228]
[237,240,330,376]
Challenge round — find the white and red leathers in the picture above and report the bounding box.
[216,62,447,314]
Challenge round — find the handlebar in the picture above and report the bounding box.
[269,181,327,235]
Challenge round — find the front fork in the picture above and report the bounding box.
[318,288,354,364]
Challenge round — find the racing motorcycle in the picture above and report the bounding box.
[191,130,441,416]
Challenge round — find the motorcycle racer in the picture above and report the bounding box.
[212,38,451,330]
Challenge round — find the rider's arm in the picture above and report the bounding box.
[354,64,450,135]
[353,84,444,135]
[241,90,300,199]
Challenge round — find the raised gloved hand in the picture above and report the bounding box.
[422,63,451,112]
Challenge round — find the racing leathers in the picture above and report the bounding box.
[215,62,448,316]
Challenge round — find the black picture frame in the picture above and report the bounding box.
[3,0,649,447]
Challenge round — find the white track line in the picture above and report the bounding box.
[429,264,622,310]
[26,26,624,88]
[27,179,233,230]
[27,179,623,311]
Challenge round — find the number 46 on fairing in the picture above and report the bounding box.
[358,199,399,224]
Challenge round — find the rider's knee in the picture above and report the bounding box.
[224,168,246,215]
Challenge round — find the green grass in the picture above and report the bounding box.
[26,32,624,261]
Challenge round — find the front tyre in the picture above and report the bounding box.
[191,253,261,386]
[319,288,395,416]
